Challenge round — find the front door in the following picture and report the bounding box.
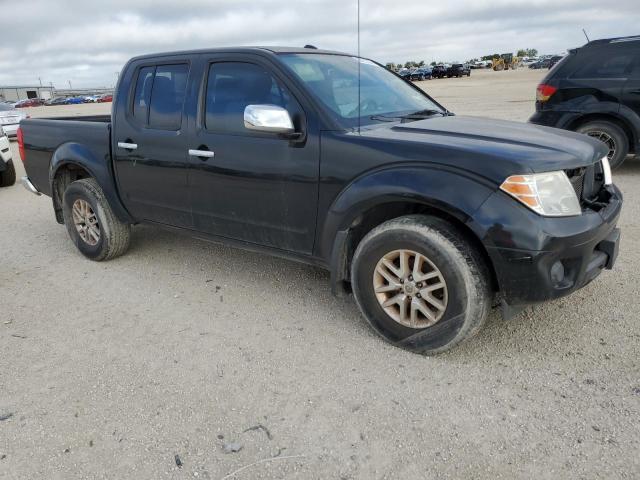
[187,55,319,254]
[114,60,193,227]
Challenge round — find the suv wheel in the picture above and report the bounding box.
[576,121,629,169]
[0,160,16,187]
[62,178,131,261]
[351,215,492,354]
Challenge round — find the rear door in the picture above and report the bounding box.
[620,42,640,119]
[113,57,194,227]
[186,53,320,254]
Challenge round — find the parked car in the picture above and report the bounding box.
[66,97,85,104]
[84,95,101,103]
[0,102,27,137]
[97,93,113,103]
[547,55,564,69]
[45,97,69,106]
[446,64,471,77]
[19,46,621,354]
[0,126,15,187]
[529,59,549,69]
[530,35,639,168]
[398,69,411,80]
[14,98,43,108]
[431,64,448,78]
[409,67,432,81]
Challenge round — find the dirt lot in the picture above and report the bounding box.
[1,68,639,479]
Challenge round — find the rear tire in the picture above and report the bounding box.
[62,178,131,261]
[576,121,629,169]
[0,160,16,187]
[351,215,492,354]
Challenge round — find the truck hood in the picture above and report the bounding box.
[361,115,607,181]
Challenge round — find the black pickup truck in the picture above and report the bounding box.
[18,47,622,354]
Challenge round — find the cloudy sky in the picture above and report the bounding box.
[1,0,638,88]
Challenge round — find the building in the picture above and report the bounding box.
[0,85,56,102]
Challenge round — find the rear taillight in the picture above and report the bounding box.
[17,127,25,163]
[536,84,557,102]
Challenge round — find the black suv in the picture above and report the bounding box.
[447,64,470,78]
[530,35,640,168]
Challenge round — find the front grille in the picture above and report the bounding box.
[566,167,586,200]
[565,160,606,208]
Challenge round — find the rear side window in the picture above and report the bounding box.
[571,50,635,79]
[130,63,189,130]
[204,62,293,135]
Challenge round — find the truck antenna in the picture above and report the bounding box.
[582,28,590,43]
[357,0,361,134]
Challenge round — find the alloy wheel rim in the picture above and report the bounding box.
[72,199,100,246]
[586,131,616,160]
[373,249,448,329]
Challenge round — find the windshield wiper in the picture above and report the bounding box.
[400,109,447,119]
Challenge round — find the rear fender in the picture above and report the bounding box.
[50,142,133,224]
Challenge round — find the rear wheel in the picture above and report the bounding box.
[0,160,16,187]
[351,215,492,354]
[576,121,629,169]
[62,178,131,261]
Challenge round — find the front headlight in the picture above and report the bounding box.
[500,170,581,217]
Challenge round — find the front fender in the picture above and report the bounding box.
[50,142,133,224]
[319,165,496,270]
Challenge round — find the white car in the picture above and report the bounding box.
[0,102,26,137]
[0,126,16,187]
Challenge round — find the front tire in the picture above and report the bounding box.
[0,160,16,187]
[62,178,131,261]
[576,121,629,169]
[351,215,491,354]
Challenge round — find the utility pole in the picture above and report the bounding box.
[38,77,43,87]
[68,80,72,90]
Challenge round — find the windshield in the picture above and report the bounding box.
[280,54,443,128]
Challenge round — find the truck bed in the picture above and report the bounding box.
[21,117,112,197]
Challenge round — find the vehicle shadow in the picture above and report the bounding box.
[125,223,625,362]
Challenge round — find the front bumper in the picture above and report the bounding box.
[1,123,19,137]
[0,135,11,163]
[475,184,622,307]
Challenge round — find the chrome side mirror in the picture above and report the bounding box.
[244,105,294,134]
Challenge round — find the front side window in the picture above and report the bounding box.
[130,63,189,130]
[280,53,443,128]
[205,62,293,134]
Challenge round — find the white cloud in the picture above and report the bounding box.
[1,0,638,87]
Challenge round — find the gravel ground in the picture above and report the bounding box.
[1,68,639,479]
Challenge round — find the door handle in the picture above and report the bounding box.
[188,149,215,159]
[117,142,138,150]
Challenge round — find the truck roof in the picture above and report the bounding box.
[129,46,351,62]
[585,35,640,46]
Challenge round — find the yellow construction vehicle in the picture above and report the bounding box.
[492,53,521,71]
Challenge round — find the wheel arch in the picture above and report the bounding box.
[49,142,133,225]
[321,166,499,296]
[567,112,637,154]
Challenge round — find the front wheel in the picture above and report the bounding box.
[0,160,16,187]
[351,215,492,354]
[62,178,131,261]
